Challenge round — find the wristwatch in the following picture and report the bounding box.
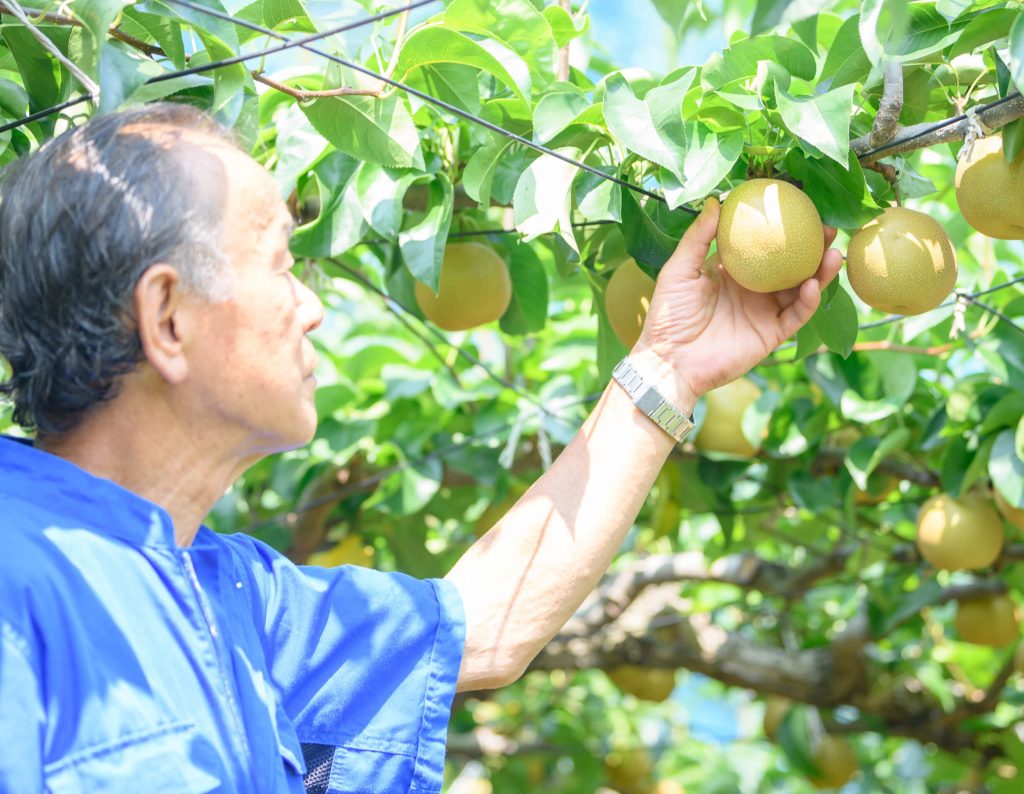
[611,358,695,444]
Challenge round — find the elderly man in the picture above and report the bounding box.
[0,103,841,792]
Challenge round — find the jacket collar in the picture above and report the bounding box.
[0,434,180,548]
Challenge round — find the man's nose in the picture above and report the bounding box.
[297,278,324,333]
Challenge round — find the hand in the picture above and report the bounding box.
[631,197,844,406]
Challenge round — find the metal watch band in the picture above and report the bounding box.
[611,358,695,444]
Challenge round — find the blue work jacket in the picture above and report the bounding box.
[0,436,465,793]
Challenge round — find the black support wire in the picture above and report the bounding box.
[0,94,91,134]
[147,0,438,85]
[162,0,680,209]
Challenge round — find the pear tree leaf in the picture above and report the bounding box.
[400,173,454,293]
[776,83,856,166]
[513,147,581,258]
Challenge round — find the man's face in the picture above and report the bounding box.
[182,140,324,455]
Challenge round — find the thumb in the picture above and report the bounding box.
[662,196,720,279]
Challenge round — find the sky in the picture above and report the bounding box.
[587,0,728,76]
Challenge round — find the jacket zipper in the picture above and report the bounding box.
[181,550,254,782]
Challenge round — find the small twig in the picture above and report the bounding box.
[556,0,571,81]
[870,61,904,147]
[383,8,410,80]
[252,72,380,99]
[958,293,1024,336]
[1,0,99,98]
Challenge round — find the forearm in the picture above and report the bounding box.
[445,352,695,690]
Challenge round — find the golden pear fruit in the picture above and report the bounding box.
[306,534,374,568]
[916,493,1004,571]
[994,489,1024,531]
[716,178,824,293]
[955,593,1019,647]
[604,748,655,794]
[955,134,1024,240]
[762,695,792,741]
[846,207,957,316]
[414,242,512,331]
[694,377,762,457]
[606,664,676,702]
[809,735,858,790]
[605,258,655,349]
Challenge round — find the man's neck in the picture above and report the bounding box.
[38,393,253,548]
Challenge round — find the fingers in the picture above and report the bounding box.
[815,247,844,288]
[662,197,720,279]
[777,277,822,339]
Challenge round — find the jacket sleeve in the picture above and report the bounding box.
[0,623,44,792]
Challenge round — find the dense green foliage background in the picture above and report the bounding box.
[2,0,1024,790]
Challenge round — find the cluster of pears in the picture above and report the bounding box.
[715,177,959,317]
[603,132,1021,345]
[916,489,1022,647]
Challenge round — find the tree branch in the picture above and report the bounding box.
[855,93,1024,165]
[556,0,571,82]
[870,61,904,147]
[252,73,380,99]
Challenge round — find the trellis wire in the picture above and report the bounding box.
[162,0,680,208]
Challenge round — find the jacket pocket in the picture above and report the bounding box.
[45,720,223,794]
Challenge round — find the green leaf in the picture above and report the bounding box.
[809,284,858,357]
[394,26,531,109]
[290,153,363,258]
[272,102,327,198]
[940,437,971,496]
[499,243,549,335]
[701,36,816,91]
[401,173,454,293]
[534,86,591,144]
[443,0,556,85]
[303,93,424,170]
[820,15,872,87]
[776,83,855,166]
[785,149,880,229]
[751,0,794,34]
[1010,12,1024,99]
[990,428,1024,509]
[845,428,911,489]
[620,189,690,270]
[97,42,152,114]
[355,164,419,240]
[660,126,743,208]
[777,707,822,779]
[72,0,131,76]
[121,8,186,69]
[3,26,66,114]
[869,578,943,638]
[463,136,518,206]
[0,78,27,118]
[513,147,581,258]
[892,4,973,61]
[859,0,910,65]
[1003,117,1024,163]
[949,8,1019,58]
[404,63,481,115]
[575,167,622,222]
[603,71,694,181]
[542,3,589,48]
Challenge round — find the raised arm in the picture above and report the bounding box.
[445,199,843,691]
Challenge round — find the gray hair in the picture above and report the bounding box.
[0,103,235,435]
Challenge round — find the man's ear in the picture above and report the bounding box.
[134,264,190,385]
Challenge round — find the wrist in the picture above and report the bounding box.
[626,345,699,416]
